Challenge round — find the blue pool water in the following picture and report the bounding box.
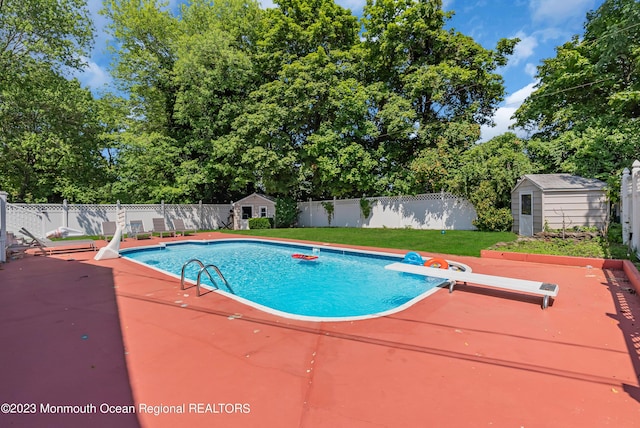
[122,240,446,320]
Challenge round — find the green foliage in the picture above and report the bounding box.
[470,181,513,232]
[360,197,374,219]
[0,0,94,77]
[2,0,522,204]
[473,207,513,232]
[321,201,335,226]
[514,0,640,188]
[274,197,300,228]
[0,0,102,202]
[97,0,515,202]
[248,217,272,229]
[438,132,534,231]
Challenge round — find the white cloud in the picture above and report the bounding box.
[505,82,537,107]
[74,57,113,91]
[258,0,276,8]
[524,62,538,78]
[529,0,596,24]
[480,106,519,142]
[479,82,537,142]
[509,31,538,66]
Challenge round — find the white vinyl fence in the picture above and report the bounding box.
[297,193,477,230]
[0,191,477,263]
[4,200,232,238]
[622,160,640,256]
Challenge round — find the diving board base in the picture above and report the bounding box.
[385,262,559,309]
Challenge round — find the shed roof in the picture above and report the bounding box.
[513,174,607,192]
[233,193,276,204]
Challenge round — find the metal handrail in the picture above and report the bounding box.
[180,258,234,296]
[181,259,205,290]
[197,264,234,296]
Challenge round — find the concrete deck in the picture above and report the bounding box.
[1,232,639,427]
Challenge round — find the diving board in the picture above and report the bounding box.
[385,262,559,309]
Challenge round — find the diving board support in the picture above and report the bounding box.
[385,262,559,309]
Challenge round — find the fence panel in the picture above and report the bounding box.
[5,201,232,237]
[297,193,477,230]
[622,160,640,256]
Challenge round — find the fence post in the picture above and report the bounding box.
[0,191,7,263]
[199,200,203,231]
[622,168,630,245]
[632,161,640,255]
[161,200,165,219]
[63,199,69,228]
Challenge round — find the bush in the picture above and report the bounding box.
[607,222,623,244]
[248,217,272,229]
[275,197,300,228]
[473,207,513,232]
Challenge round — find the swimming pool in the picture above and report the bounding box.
[121,239,450,321]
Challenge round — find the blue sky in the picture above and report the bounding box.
[79,0,604,141]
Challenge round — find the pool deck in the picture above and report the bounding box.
[1,232,640,427]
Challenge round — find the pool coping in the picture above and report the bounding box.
[119,237,471,323]
[481,249,640,293]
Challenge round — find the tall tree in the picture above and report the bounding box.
[361,0,518,193]
[102,0,518,202]
[0,0,94,78]
[513,0,640,181]
[0,0,103,202]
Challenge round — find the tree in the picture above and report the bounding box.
[360,0,518,193]
[101,0,519,202]
[0,67,106,202]
[0,0,104,202]
[513,0,640,182]
[0,0,94,78]
[447,133,536,231]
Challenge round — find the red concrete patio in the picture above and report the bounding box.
[1,232,640,427]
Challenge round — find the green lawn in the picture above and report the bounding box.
[225,228,517,257]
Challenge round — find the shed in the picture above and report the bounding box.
[511,174,608,236]
[232,193,276,229]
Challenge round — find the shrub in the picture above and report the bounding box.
[275,197,300,228]
[607,222,623,244]
[360,197,374,219]
[248,217,272,229]
[321,201,335,226]
[473,207,513,232]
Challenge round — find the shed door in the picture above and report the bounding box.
[519,192,534,236]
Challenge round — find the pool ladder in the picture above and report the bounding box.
[180,259,234,296]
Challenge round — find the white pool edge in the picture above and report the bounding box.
[119,238,471,322]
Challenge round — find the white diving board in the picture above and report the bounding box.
[385,262,559,309]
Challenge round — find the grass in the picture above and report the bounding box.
[56,224,637,264]
[224,228,517,257]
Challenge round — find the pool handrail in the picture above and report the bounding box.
[181,258,234,296]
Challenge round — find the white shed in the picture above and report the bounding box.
[511,174,608,236]
[232,193,276,229]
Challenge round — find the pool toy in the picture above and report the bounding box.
[292,253,319,261]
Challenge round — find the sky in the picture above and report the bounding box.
[78,0,605,142]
